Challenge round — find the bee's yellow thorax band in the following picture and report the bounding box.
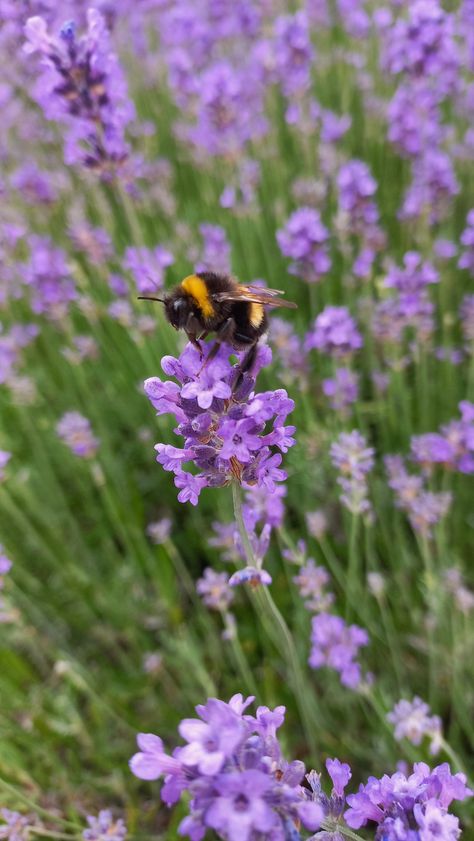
[181,275,215,318]
[249,302,265,328]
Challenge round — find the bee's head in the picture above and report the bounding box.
[164,292,192,330]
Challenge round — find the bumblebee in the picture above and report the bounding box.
[139,271,297,385]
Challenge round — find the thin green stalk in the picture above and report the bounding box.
[0,778,80,831]
[231,482,318,757]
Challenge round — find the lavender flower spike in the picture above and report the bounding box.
[144,341,295,506]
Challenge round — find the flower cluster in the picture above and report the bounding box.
[56,412,99,459]
[293,559,334,613]
[345,762,471,838]
[330,431,374,517]
[144,342,295,506]
[385,456,452,538]
[322,367,359,414]
[277,208,331,283]
[309,613,369,689]
[410,402,474,475]
[24,10,135,179]
[123,246,174,295]
[83,811,127,841]
[23,236,76,319]
[305,307,363,358]
[372,252,439,348]
[387,697,442,756]
[129,694,324,840]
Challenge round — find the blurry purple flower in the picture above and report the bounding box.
[337,160,380,236]
[385,455,452,538]
[322,368,359,413]
[277,207,331,283]
[443,568,474,614]
[195,224,231,275]
[24,11,136,179]
[309,613,369,689]
[293,560,334,613]
[83,811,126,841]
[387,697,442,755]
[345,762,471,836]
[197,568,234,611]
[274,11,314,96]
[124,246,174,295]
[0,810,31,841]
[459,210,474,276]
[206,770,276,841]
[130,733,183,782]
[0,452,11,482]
[69,225,112,265]
[384,252,438,293]
[330,431,374,480]
[23,236,76,319]
[229,567,272,588]
[306,307,363,358]
[11,163,58,205]
[146,518,172,544]
[400,149,459,224]
[56,412,99,459]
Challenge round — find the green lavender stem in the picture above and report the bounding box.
[231,482,318,757]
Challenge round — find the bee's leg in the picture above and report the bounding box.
[232,340,258,393]
[196,318,236,375]
[185,330,203,357]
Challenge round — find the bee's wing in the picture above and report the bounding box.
[214,285,297,310]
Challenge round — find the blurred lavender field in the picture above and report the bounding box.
[1,1,474,839]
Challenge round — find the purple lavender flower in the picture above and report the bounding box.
[309,613,369,689]
[229,566,272,588]
[69,224,112,265]
[123,246,174,295]
[83,811,126,841]
[197,568,234,611]
[305,307,363,358]
[400,150,459,224]
[0,547,12,590]
[387,697,442,755]
[345,762,471,836]
[293,560,334,613]
[384,252,439,294]
[144,342,294,506]
[24,11,136,179]
[385,455,452,538]
[56,412,99,459]
[269,317,309,386]
[336,160,380,236]
[322,368,359,413]
[383,1,459,94]
[23,236,76,319]
[460,294,474,342]
[458,210,474,276]
[0,452,11,482]
[330,431,374,516]
[443,568,474,614]
[273,11,314,96]
[277,207,331,283]
[194,224,231,275]
[0,810,31,841]
[130,694,324,839]
[146,518,172,545]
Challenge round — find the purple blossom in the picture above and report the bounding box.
[384,253,439,294]
[460,294,474,342]
[385,455,452,537]
[194,224,231,275]
[305,307,363,358]
[0,810,31,841]
[458,210,474,276]
[228,566,272,588]
[56,412,99,459]
[129,694,324,839]
[330,431,374,482]
[400,150,459,224]
[24,11,136,179]
[309,613,369,689]
[143,342,294,506]
[322,368,359,413]
[83,812,126,841]
[123,246,174,295]
[146,518,172,545]
[23,236,76,318]
[337,160,380,236]
[293,560,334,613]
[0,452,11,482]
[277,207,331,283]
[273,11,314,96]
[443,568,474,614]
[69,224,112,265]
[197,568,234,611]
[387,697,442,755]
[345,762,471,836]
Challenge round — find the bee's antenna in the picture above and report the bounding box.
[137,296,165,303]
